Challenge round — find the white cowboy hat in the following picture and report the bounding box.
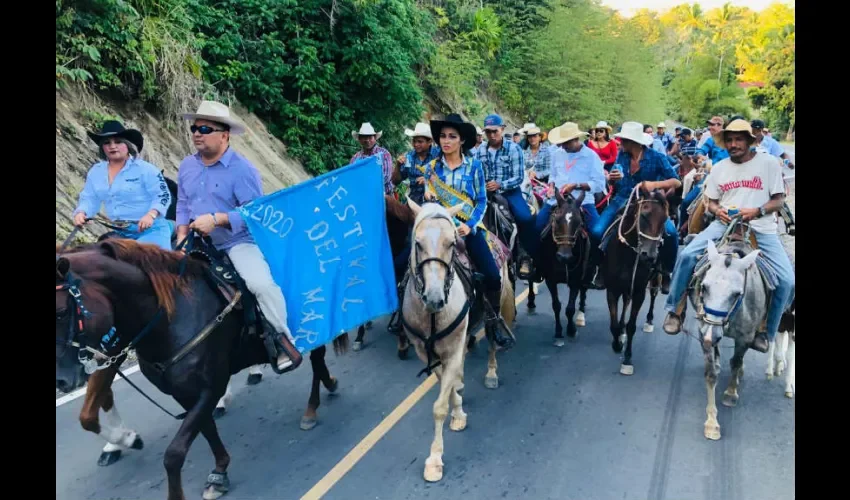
[476,126,484,136]
[547,122,588,145]
[181,100,246,135]
[352,122,383,141]
[593,121,613,134]
[520,122,542,135]
[615,121,653,146]
[404,122,432,140]
[657,121,667,128]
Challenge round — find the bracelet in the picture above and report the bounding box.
[211,213,218,226]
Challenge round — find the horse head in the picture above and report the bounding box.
[697,240,761,344]
[552,188,586,264]
[633,186,669,261]
[407,199,463,313]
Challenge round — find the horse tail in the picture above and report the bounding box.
[333,332,350,356]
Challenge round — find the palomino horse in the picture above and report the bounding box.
[531,189,592,346]
[401,200,516,482]
[601,186,668,375]
[56,239,347,500]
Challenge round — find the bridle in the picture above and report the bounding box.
[617,185,666,252]
[409,214,458,304]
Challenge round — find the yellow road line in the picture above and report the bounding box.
[300,287,530,500]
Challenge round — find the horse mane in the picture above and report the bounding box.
[94,239,206,318]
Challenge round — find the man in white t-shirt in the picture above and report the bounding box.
[661,119,795,353]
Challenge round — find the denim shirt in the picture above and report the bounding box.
[74,157,171,221]
[612,147,679,203]
[473,139,525,192]
[400,145,441,202]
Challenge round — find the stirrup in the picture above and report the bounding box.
[263,333,303,375]
[517,255,534,281]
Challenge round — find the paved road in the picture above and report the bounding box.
[56,280,795,500]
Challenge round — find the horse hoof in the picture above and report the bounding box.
[325,376,339,393]
[553,338,565,347]
[567,330,578,341]
[203,485,228,500]
[620,364,634,376]
[643,323,654,333]
[722,393,739,407]
[704,424,721,441]
[575,312,586,327]
[131,435,144,450]
[246,373,262,386]
[398,346,410,360]
[212,407,226,420]
[300,416,318,431]
[785,390,794,399]
[203,471,230,500]
[485,376,499,389]
[97,450,122,467]
[527,303,536,311]
[424,457,444,482]
[450,415,467,432]
[766,371,774,380]
[352,341,363,352]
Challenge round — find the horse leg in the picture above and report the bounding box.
[485,336,499,389]
[246,364,263,386]
[548,279,564,347]
[397,331,411,360]
[785,334,795,398]
[575,287,587,327]
[353,324,366,351]
[565,283,580,341]
[424,356,461,482]
[723,340,749,407]
[447,350,468,433]
[213,380,233,420]
[199,416,231,500]
[608,290,623,354]
[703,333,721,440]
[644,274,659,333]
[163,390,219,500]
[620,289,646,376]
[527,278,537,310]
[301,346,335,431]
[78,367,141,467]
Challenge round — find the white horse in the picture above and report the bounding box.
[766,300,795,398]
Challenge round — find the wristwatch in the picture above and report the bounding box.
[758,206,767,218]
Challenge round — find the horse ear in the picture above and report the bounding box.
[407,198,422,218]
[56,257,70,279]
[98,240,120,259]
[737,249,760,270]
[575,190,586,206]
[446,203,464,219]
[555,185,565,204]
[706,240,719,261]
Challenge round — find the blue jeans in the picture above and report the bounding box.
[501,188,536,252]
[115,217,173,251]
[592,197,678,272]
[664,221,795,340]
[535,200,600,235]
[465,229,501,291]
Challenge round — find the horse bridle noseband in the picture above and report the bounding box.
[409,215,458,304]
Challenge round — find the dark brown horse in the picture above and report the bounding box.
[601,187,668,376]
[56,239,347,500]
[528,190,592,346]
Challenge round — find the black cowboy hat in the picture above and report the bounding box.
[429,113,478,153]
[87,120,144,152]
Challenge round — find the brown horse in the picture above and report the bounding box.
[601,187,669,375]
[56,239,347,500]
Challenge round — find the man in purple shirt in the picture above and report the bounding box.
[175,101,301,374]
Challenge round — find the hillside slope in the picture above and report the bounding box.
[55,86,311,243]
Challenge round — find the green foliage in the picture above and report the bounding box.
[667,55,750,124]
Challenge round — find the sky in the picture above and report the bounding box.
[599,0,793,17]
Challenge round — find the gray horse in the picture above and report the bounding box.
[689,238,765,441]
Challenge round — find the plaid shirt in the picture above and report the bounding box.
[473,139,525,192]
[400,145,441,203]
[523,145,552,179]
[351,145,394,195]
[678,138,699,157]
[424,155,488,230]
[612,147,679,203]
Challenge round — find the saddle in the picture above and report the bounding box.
[452,230,511,297]
[485,192,516,243]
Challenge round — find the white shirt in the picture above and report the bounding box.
[703,152,785,234]
[549,145,606,207]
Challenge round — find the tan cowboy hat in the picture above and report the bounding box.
[713,119,756,149]
[593,120,613,134]
[181,100,246,135]
[404,122,432,140]
[615,121,653,147]
[547,122,588,145]
[352,122,383,141]
[657,121,667,128]
[520,122,542,135]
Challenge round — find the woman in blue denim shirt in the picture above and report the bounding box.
[73,121,172,250]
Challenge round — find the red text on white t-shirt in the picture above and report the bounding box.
[717,176,763,193]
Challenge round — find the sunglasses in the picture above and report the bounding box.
[190,125,226,135]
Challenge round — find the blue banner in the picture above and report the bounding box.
[239,156,398,354]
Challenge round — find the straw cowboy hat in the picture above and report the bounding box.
[548,122,588,145]
[657,121,667,128]
[712,119,756,149]
[87,120,144,152]
[181,100,247,135]
[615,121,653,147]
[352,122,383,141]
[430,113,477,152]
[476,126,484,136]
[593,120,613,134]
[404,122,432,140]
[520,122,542,135]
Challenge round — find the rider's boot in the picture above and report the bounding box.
[517,250,534,281]
[485,288,515,350]
[750,332,769,353]
[388,273,409,334]
[584,246,605,290]
[262,322,303,374]
[662,312,682,335]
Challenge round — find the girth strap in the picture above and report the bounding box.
[402,299,471,377]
